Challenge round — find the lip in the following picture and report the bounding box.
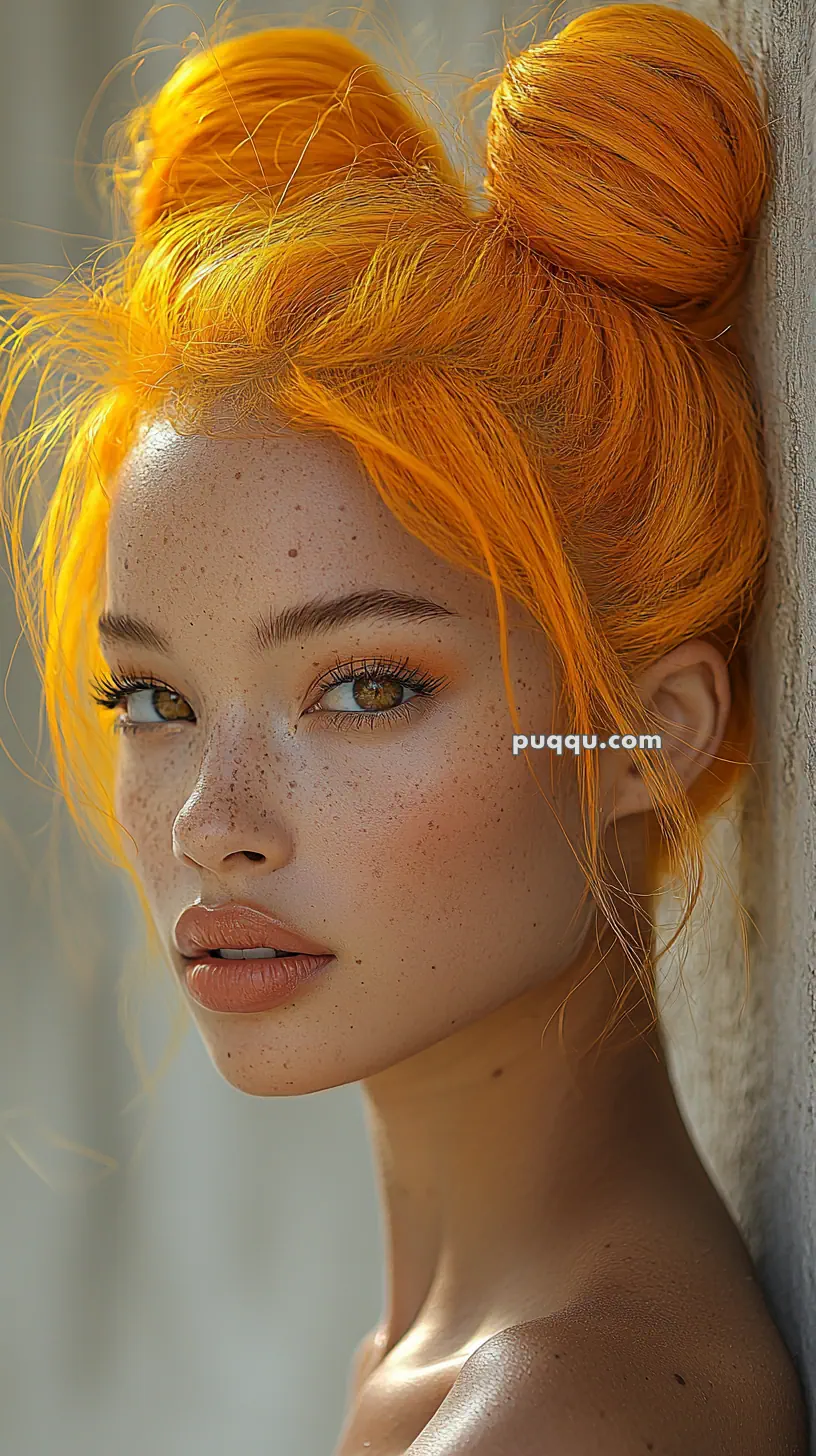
[181,950,335,1013]
[173,900,336,1014]
[174,900,334,959]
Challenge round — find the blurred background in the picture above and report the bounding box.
[0,1,814,1455]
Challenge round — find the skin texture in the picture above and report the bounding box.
[100,417,806,1455]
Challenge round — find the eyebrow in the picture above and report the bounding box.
[96,588,457,657]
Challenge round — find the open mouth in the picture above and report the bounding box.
[204,948,299,959]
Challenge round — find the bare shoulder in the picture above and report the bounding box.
[406,1290,808,1455]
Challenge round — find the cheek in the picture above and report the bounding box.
[298,738,587,960]
[113,752,171,865]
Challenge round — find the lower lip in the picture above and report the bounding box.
[183,953,336,1012]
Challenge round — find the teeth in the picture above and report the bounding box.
[215,947,289,959]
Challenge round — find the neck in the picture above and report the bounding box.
[360,915,686,1363]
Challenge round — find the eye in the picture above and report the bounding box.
[88,671,194,735]
[317,674,416,713]
[303,655,448,731]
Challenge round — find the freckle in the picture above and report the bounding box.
[288,548,298,557]
[234,471,242,480]
[492,1067,503,1078]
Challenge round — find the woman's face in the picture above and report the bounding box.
[102,417,596,1094]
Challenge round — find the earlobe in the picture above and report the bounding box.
[603,640,731,831]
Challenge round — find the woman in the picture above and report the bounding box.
[0,5,807,1452]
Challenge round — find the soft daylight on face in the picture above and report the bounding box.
[100,416,595,1096]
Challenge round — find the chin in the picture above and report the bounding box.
[187,1018,383,1097]
[186,1003,461,1097]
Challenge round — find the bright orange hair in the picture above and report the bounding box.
[0,4,772,1089]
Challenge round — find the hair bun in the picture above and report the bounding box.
[124,27,456,239]
[482,4,771,317]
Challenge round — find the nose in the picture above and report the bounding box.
[171,762,292,876]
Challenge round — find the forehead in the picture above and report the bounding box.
[105,416,520,634]
[110,418,410,564]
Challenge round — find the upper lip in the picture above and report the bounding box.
[174,901,334,958]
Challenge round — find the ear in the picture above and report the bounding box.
[602,640,732,829]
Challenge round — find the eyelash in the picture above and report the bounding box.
[87,655,449,737]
